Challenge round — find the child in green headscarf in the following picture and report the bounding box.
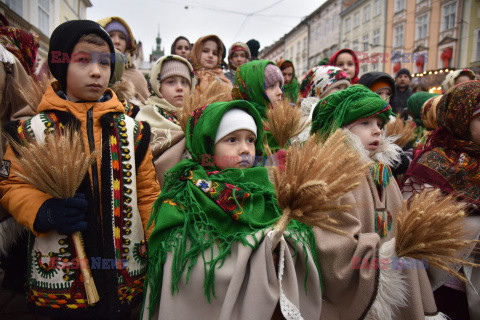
[232,60,284,151]
[407,91,439,149]
[142,100,322,320]
[310,85,444,319]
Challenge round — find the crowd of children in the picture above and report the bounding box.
[0,17,479,320]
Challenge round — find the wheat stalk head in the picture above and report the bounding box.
[395,190,480,282]
[385,118,416,148]
[10,127,100,305]
[263,99,307,149]
[272,130,371,236]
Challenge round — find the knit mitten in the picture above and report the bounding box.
[34,193,87,234]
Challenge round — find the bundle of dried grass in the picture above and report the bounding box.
[178,78,232,132]
[264,99,307,149]
[395,190,480,282]
[10,128,100,305]
[272,130,371,235]
[385,118,416,148]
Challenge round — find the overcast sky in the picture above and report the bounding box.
[87,0,324,61]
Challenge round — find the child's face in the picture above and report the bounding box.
[265,81,283,106]
[455,75,472,86]
[335,53,355,80]
[174,39,191,60]
[281,66,293,84]
[348,116,383,157]
[376,88,392,102]
[470,116,480,146]
[160,75,190,108]
[109,31,127,54]
[66,41,111,102]
[200,40,219,69]
[214,129,256,171]
[231,50,247,68]
[327,83,348,95]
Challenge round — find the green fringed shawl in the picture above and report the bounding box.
[144,101,319,319]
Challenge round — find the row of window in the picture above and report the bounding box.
[345,0,382,32]
[314,16,339,40]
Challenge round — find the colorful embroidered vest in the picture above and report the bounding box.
[14,110,149,316]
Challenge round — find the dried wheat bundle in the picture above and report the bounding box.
[395,190,480,282]
[273,130,371,236]
[264,99,308,149]
[10,128,100,305]
[179,78,233,132]
[385,118,416,148]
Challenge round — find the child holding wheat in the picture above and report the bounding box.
[0,20,160,319]
[310,85,447,319]
[142,100,322,320]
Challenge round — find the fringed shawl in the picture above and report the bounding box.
[403,81,480,206]
[144,100,318,319]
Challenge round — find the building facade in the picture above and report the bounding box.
[340,0,388,76]
[284,21,309,77]
[308,0,341,69]
[258,36,285,64]
[0,0,91,63]
[458,0,480,75]
[385,0,464,76]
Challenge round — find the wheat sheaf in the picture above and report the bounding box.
[10,128,100,305]
[396,190,480,282]
[385,117,416,148]
[272,130,371,236]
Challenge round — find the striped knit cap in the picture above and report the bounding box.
[310,84,393,136]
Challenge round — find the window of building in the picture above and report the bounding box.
[297,41,301,53]
[364,6,370,22]
[317,24,321,40]
[325,19,329,34]
[72,0,78,12]
[372,62,378,71]
[38,0,50,35]
[394,0,405,13]
[361,65,368,75]
[373,29,380,46]
[394,24,404,48]
[331,17,335,30]
[353,40,359,52]
[416,14,428,40]
[303,37,307,51]
[290,47,293,59]
[5,0,23,16]
[345,18,351,32]
[375,0,381,16]
[442,3,456,31]
[354,12,360,27]
[363,34,369,51]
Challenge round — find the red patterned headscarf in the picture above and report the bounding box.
[0,26,39,75]
[403,81,480,205]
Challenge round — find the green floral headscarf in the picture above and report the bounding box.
[311,85,393,136]
[144,100,319,319]
[232,60,275,118]
[232,60,283,151]
[277,59,299,103]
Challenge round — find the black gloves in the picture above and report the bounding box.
[34,193,88,234]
